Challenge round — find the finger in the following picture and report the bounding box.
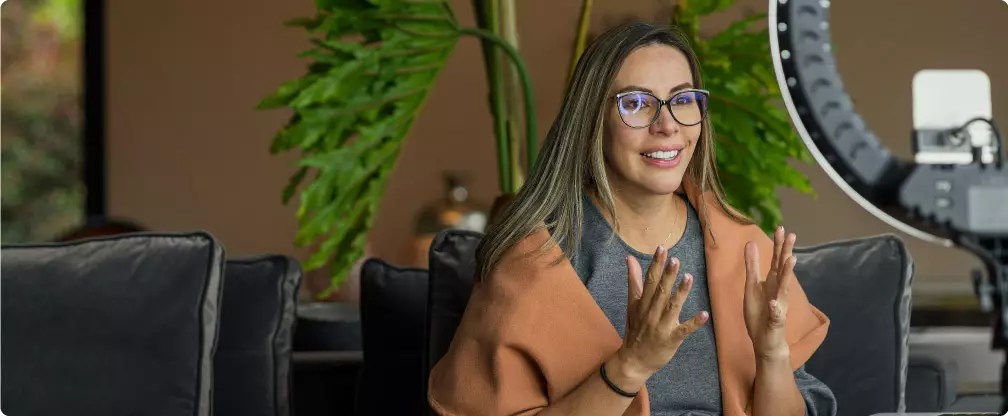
[661,272,694,326]
[776,255,796,303]
[626,256,644,316]
[744,241,760,294]
[671,310,710,342]
[638,246,667,316]
[648,257,681,321]
[777,232,795,274]
[773,233,796,295]
[769,226,785,278]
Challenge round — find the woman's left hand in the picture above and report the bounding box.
[743,226,797,359]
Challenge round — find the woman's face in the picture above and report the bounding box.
[603,44,704,196]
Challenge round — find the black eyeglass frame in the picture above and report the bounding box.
[614,88,711,129]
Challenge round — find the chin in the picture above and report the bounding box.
[638,176,684,196]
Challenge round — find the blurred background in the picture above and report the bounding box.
[5,0,1006,297]
[2,0,1006,413]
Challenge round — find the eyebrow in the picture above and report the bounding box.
[616,82,694,94]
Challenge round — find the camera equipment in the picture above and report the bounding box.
[768,0,1008,411]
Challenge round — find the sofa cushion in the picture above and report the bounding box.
[358,258,430,415]
[214,255,302,416]
[1,232,225,416]
[905,353,958,412]
[424,229,482,377]
[795,234,913,416]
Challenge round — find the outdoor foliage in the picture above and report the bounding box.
[1,0,85,243]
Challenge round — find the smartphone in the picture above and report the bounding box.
[912,69,994,164]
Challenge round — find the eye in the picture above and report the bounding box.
[672,93,695,105]
[619,93,648,114]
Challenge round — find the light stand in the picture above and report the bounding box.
[768,0,1008,412]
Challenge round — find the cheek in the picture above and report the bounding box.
[683,126,703,160]
[604,114,638,160]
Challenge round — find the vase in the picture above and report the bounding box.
[409,172,488,268]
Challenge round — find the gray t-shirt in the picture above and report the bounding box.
[564,193,837,416]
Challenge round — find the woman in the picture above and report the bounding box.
[428,21,837,416]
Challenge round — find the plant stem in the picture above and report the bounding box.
[376,44,452,58]
[568,0,593,81]
[392,24,457,38]
[474,0,512,193]
[500,0,524,192]
[362,63,441,76]
[459,27,538,175]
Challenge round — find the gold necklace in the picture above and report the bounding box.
[645,197,681,249]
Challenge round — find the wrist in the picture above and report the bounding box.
[606,349,650,392]
[755,346,791,366]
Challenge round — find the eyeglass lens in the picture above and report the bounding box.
[617,90,708,128]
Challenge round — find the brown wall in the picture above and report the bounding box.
[106,0,1007,294]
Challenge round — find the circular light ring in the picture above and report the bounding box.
[768,0,953,247]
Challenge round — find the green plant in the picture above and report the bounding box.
[258,0,537,295]
[675,0,816,233]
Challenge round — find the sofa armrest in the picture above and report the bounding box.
[906,352,958,412]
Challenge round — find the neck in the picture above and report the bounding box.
[590,175,686,253]
[609,185,679,232]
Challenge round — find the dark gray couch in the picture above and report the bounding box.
[357,229,957,416]
[1,232,301,416]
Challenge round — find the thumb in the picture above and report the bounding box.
[744,241,760,293]
[626,256,643,315]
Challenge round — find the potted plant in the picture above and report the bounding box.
[260,0,814,302]
[258,0,536,312]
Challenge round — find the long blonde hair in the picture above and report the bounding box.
[475,21,751,280]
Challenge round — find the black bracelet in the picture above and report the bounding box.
[599,362,638,398]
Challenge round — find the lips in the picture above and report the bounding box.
[642,149,680,161]
[639,146,685,168]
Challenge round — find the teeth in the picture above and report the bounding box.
[644,150,679,160]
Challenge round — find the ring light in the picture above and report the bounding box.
[768,0,1008,410]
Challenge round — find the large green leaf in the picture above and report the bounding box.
[259,0,459,294]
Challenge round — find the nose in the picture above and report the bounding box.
[650,104,680,137]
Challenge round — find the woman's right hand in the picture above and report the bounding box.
[614,245,710,384]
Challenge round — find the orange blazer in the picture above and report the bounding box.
[428,183,830,416]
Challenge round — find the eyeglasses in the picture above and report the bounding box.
[614,89,710,129]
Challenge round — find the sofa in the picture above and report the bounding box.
[0,229,964,416]
[1,232,301,416]
[357,229,960,416]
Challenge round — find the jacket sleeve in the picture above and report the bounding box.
[426,232,648,416]
[427,277,551,416]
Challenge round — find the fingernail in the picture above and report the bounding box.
[778,225,784,232]
[700,311,709,321]
[671,257,679,265]
[656,245,664,255]
[684,273,693,284]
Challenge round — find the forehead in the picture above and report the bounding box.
[613,44,693,92]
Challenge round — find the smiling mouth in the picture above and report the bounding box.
[641,150,680,161]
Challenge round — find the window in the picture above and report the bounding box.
[2,0,91,243]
